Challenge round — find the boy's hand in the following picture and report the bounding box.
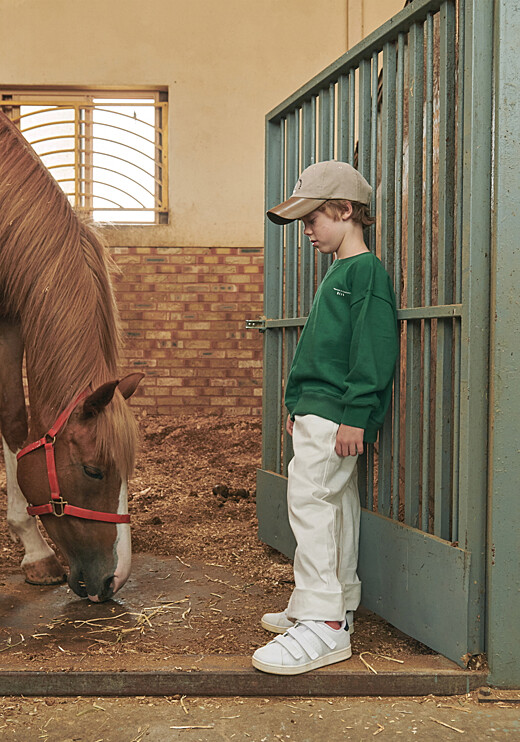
[336,424,364,457]
[286,415,294,436]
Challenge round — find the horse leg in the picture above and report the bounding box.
[0,318,65,584]
[3,438,66,584]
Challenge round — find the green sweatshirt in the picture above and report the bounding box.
[285,251,398,442]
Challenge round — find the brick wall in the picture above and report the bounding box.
[111,246,264,416]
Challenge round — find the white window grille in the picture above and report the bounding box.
[1,89,168,224]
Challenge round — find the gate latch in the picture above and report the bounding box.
[245,317,267,332]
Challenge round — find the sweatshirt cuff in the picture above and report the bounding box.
[341,407,372,430]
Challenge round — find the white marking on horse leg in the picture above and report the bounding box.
[2,437,55,566]
[112,479,132,594]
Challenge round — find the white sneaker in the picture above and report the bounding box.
[252,620,352,675]
[261,609,354,634]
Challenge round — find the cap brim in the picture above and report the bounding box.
[266,196,327,225]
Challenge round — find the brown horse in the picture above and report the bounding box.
[0,111,143,602]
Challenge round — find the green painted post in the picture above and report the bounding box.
[487,0,520,688]
[457,0,494,656]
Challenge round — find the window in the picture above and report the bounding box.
[1,88,168,224]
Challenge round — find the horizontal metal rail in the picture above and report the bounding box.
[247,304,462,331]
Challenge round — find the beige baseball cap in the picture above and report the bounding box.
[267,160,372,225]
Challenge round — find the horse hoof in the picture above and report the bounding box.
[23,555,67,585]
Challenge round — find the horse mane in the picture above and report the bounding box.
[0,112,137,477]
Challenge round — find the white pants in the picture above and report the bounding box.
[286,414,361,622]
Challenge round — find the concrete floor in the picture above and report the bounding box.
[0,556,517,740]
[0,555,484,697]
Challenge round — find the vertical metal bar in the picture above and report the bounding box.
[421,12,434,533]
[378,40,397,517]
[262,118,285,473]
[392,32,405,521]
[366,450,374,512]
[487,0,520,687]
[369,51,378,253]
[358,58,371,178]
[357,60,372,510]
[357,57,374,511]
[283,111,300,474]
[319,83,335,162]
[337,73,350,162]
[301,98,316,315]
[348,68,356,164]
[452,0,465,542]
[435,0,456,541]
[317,85,335,284]
[285,110,299,321]
[458,0,493,655]
[404,21,424,529]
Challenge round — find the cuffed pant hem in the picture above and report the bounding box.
[287,588,346,622]
[341,583,362,612]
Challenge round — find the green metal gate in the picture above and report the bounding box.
[251,0,495,668]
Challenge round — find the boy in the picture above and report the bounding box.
[252,160,398,675]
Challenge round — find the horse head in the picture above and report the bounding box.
[16,373,143,602]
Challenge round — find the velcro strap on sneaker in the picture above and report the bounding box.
[284,626,321,660]
[273,633,304,661]
[298,620,338,650]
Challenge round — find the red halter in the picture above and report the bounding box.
[16,389,130,524]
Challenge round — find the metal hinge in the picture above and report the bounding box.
[245,317,267,332]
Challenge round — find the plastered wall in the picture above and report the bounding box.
[2,0,404,416]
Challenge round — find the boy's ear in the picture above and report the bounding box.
[341,201,353,220]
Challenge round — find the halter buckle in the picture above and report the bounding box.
[51,498,68,517]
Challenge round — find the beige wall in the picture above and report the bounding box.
[347,0,405,48]
[2,0,403,248]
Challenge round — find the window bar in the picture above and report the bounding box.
[74,106,81,211]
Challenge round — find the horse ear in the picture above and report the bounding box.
[117,372,145,400]
[82,380,119,419]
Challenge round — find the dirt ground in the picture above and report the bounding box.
[0,413,435,668]
[2,691,520,742]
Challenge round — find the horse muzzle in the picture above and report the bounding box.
[69,563,130,602]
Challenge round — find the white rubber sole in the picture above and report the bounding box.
[252,645,352,675]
